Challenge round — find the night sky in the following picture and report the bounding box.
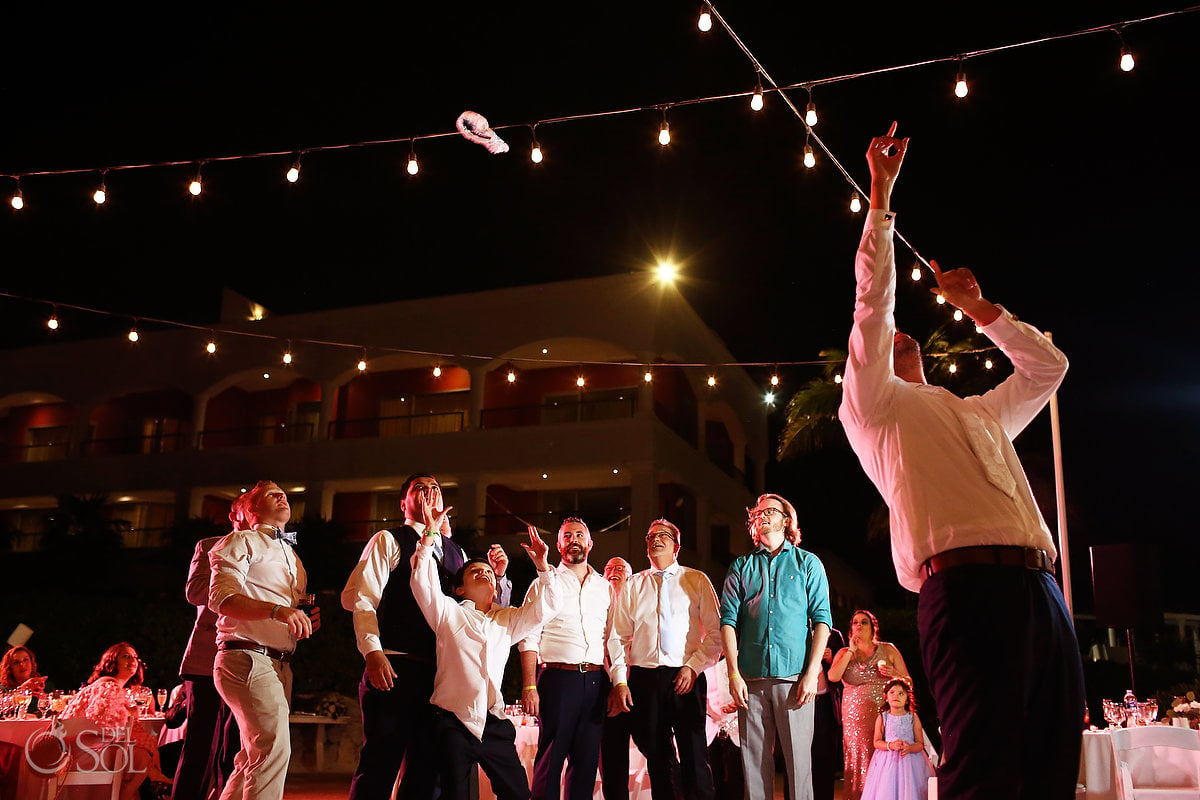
[2,3,1198,610]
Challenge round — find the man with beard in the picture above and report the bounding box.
[607,519,723,800]
[518,517,613,800]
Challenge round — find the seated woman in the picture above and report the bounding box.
[0,645,51,715]
[60,642,171,800]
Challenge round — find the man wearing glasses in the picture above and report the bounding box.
[719,494,832,800]
[517,517,612,800]
[607,519,723,800]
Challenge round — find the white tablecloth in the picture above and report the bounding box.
[1078,725,1200,800]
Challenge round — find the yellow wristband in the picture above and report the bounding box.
[729,672,740,681]
[523,685,537,691]
[615,682,628,688]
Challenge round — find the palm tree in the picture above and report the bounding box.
[776,349,848,463]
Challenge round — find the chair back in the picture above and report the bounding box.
[1111,725,1200,797]
[58,716,125,800]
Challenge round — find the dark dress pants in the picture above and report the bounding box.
[434,710,530,800]
[628,665,715,800]
[530,668,608,800]
[919,564,1085,800]
[171,675,236,800]
[349,656,439,800]
[600,709,632,800]
[810,692,840,800]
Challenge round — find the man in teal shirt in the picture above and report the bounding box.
[719,493,832,800]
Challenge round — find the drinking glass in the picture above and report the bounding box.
[1141,700,1158,724]
[157,689,169,712]
[1103,700,1124,729]
[298,593,317,617]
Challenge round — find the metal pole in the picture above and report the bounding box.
[1045,331,1074,620]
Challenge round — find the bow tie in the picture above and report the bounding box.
[273,527,297,546]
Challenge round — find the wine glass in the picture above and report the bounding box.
[1103,700,1124,730]
[15,689,33,719]
[156,688,169,712]
[1141,700,1158,724]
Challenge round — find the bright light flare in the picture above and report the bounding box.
[655,261,678,284]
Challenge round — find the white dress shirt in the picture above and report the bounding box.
[518,563,611,664]
[839,209,1069,592]
[209,525,305,653]
[411,544,561,741]
[341,520,512,656]
[606,562,722,685]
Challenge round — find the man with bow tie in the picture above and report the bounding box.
[838,123,1084,799]
[341,473,513,800]
[607,519,722,800]
[209,480,319,800]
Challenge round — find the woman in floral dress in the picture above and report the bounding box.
[828,610,912,800]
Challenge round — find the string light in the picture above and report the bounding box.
[188,164,203,196]
[643,368,654,383]
[506,365,518,383]
[769,372,780,387]
[530,126,543,164]
[707,374,717,388]
[697,2,712,32]
[954,58,969,98]
[576,374,586,388]
[803,141,816,169]
[10,181,24,210]
[432,365,442,377]
[205,335,217,354]
[750,75,764,112]
[1114,27,1135,72]
[407,140,420,176]
[935,294,947,305]
[128,322,140,343]
[985,358,994,370]
[833,374,843,384]
[764,391,776,406]
[47,307,59,331]
[282,340,293,365]
[804,87,818,126]
[850,193,862,213]
[948,362,958,374]
[286,154,301,183]
[93,172,107,205]
[357,350,368,372]
[911,266,922,281]
[658,110,671,146]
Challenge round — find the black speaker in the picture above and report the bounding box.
[1090,544,1163,629]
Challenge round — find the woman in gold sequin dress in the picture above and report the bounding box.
[827,610,911,800]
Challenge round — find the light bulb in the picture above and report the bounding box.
[47,315,59,330]
[643,370,653,383]
[954,72,968,98]
[803,144,815,169]
[770,374,780,386]
[936,294,946,305]
[659,120,671,146]
[188,179,202,196]
[953,309,964,321]
[357,359,368,372]
[128,328,139,343]
[93,187,106,204]
[507,369,517,383]
[576,376,585,388]
[283,351,293,365]
[764,391,776,406]
[698,9,712,31]
[750,85,764,112]
[833,374,843,384]
[948,362,958,374]
[531,142,543,164]
[850,194,862,213]
[206,339,217,354]
[707,375,717,388]
[407,152,419,176]
[985,359,994,370]
[432,366,442,377]
[805,101,818,126]
[286,165,300,183]
[911,266,922,281]
[11,192,24,210]
[1120,48,1135,72]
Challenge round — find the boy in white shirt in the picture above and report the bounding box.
[411,525,561,800]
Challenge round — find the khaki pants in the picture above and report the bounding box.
[214,650,292,800]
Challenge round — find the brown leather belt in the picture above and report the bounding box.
[924,546,1053,577]
[220,640,293,663]
[542,662,605,673]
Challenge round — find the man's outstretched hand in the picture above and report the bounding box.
[867,121,909,210]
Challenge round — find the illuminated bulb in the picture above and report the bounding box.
[954,72,969,98]
[206,339,217,354]
[576,376,586,388]
[911,266,922,281]
[1120,48,1135,72]
[659,120,671,146]
[833,374,843,384]
[953,309,964,321]
[707,375,717,388]
[128,328,139,343]
[263,373,270,380]
[935,294,947,305]
[975,324,984,334]
[698,8,712,31]
[47,315,59,330]
[188,178,202,196]
[11,192,24,210]
[612,468,619,475]
[93,187,106,204]
[286,165,300,183]
[643,370,653,383]
[805,101,818,126]
[357,358,368,372]
[407,152,419,176]
[948,362,957,374]
[750,85,764,112]
[507,369,517,383]
[530,142,543,164]
[541,473,549,479]
[432,366,442,377]
[764,391,776,406]
[541,347,549,354]
[803,144,815,169]
[655,262,677,283]
[770,374,780,387]
[283,351,293,365]
[984,358,994,370]
[850,194,862,213]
